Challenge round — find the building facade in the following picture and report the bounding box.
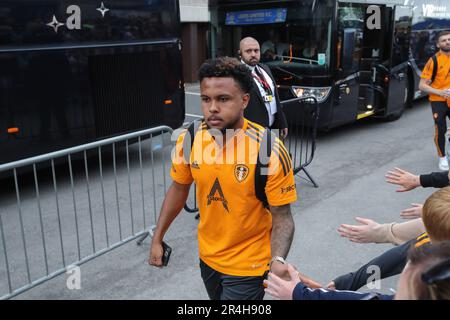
[180,0,210,83]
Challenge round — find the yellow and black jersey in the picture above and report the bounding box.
[415,232,431,248]
[171,118,297,276]
[421,52,450,102]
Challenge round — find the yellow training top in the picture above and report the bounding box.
[421,51,450,102]
[171,119,297,276]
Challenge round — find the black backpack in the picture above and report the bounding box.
[431,54,438,84]
[182,119,273,208]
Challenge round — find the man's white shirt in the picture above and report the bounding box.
[242,62,278,127]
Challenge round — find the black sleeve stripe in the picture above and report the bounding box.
[245,132,261,143]
[272,148,288,176]
[276,142,292,171]
[274,143,290,173]
[247,122,259,130]
[247,127,263,139]
[247,122,264,133]
[274,143,292,171]
[248,129,263,142]
[272,146,288,176]
[245,130,262,143]
[274,139,289,153]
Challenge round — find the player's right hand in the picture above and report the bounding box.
[148,242,164,267]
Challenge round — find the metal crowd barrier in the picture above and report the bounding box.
[0,126,173,299]
[183,96,320,214]
[282,96,320,188]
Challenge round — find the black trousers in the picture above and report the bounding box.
[199,260,266,300]
[431,101,450,157]
[333,239,415,291]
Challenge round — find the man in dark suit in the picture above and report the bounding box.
[239,37,288,139]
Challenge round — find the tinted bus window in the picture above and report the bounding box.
[212,0,335,76]
[410,0,450,69]
[0,0,184,165]
[337,5,365,74]
[0,0,179,48]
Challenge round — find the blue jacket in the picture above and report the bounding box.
[292,283,393,300]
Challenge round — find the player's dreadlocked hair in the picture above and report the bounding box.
[198,56,253,93]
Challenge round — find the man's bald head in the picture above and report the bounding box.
[239,37,259,51]
[239,37,260,67]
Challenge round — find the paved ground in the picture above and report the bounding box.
[2,86,445,299]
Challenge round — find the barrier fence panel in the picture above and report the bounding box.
[282,96,320,187]
[0,126,173,300]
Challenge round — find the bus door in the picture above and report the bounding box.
[333,2,366,127]
[382,5,413,119]
[335,2,409,125]
[357,3,391,120]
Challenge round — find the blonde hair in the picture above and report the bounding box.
[422,187,450,243]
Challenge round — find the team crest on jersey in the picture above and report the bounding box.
[234,164,249,183]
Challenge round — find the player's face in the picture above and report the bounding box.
[437,34,450,53]
[200,77,249,132]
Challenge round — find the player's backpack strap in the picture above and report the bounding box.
[431,54,438,84]
[255,128,273,208]
[182,119,203,164]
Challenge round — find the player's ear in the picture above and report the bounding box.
[242,93,250,109]
[237,49,241,58]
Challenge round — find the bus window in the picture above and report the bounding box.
[338,5,365,74]
[0,0,184,165]
[212,0,335,76]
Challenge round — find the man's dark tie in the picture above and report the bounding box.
[254,67,271,93]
